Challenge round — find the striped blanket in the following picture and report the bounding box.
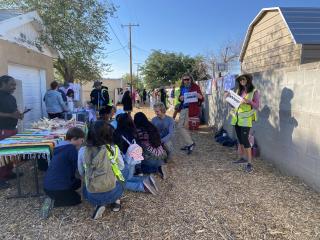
[0,131,65,167]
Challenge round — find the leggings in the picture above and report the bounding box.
[235,125,251,148]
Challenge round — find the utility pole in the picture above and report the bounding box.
[122,23,139,94]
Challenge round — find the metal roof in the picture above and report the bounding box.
[281,7,320,44]
[240,7,320,61]
[0,9,23,22]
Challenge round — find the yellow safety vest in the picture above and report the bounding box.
[106,145,125,182]
[230,89,258,127]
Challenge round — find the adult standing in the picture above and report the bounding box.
[149,89,155,109]
[142,89,147,105]
[135,90,141,109]
[172,83,181,120]
[178,73,203,155]
[90,81,111,112]
[160,88,167,109]
[0,75,24,189]
[44,81,68,119]
[121,90,133,113]
[230,74,259,173]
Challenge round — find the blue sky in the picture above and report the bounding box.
[104,0,320,78]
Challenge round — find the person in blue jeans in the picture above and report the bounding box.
[114,113,159,191]
[79,121,158,220]
[134,112,168,179]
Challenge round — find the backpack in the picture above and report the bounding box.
[83,146,116,193]
[121,135,144,165]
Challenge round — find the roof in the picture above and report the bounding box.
[240,7,320,61]
[0,9,23,22]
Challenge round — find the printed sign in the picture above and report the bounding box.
[184,91,198,104]
[226,90,243,108]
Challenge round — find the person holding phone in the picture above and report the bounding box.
[0,75,24,189]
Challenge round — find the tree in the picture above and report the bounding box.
[141,50,210,89]
[0,0,115,84]
[205,39,242,78]
[122,73,138,88]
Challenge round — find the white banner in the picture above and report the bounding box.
[184,91,198,104]
[226,90,243,108]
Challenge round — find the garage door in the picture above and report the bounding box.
[8,64,46,130]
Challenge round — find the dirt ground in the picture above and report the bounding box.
[0,106,320,240]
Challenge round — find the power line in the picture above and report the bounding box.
[105,46,128,55]
[107,0,129,42]
[132,45,151,54]
[108,22,129,57]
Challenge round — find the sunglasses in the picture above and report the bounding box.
[183,78,190,81]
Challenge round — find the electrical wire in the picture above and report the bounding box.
[108,22,130,57]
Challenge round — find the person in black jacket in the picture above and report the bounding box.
[160,88,167,109]
[142,89,147,105]
[90,81,110,110]
[121,90,133,113]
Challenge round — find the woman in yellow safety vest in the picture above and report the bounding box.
[230,74,259,173]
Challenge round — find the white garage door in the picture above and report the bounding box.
[8,64,46,130]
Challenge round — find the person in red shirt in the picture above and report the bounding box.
[178,73,203,154]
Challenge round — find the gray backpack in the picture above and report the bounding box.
[83,146,116,193]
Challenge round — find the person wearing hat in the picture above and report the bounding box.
[230,74,260,173]
[90,81,111,114]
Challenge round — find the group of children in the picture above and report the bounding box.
[41,101,175,220]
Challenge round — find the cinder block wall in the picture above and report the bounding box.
[252,62,320,191]
[201,62,320,191]
[198,81,235,137]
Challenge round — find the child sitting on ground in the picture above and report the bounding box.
[41,127,85,219]
[78,120,126,220]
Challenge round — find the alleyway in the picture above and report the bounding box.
[0,107,319,240]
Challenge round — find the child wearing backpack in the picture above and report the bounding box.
[78,120,157,220]
[78,120,126,220]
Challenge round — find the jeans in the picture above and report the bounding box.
[141,159,164,174]
[122,163,145,192]
[83,181,124,206]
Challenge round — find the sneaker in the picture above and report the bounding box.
[158,165,167,180]
[233,158,248,164]
[0,180,10,190]
[149,175,159,192]
[180,146,188,151]
[245,163,253,173]
[40,197,55,219]
[111,199,121,212]
[92,205,106,220]
[143,178,157,195]
[187,143,195,155]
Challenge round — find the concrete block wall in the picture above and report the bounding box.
[200,62,320,191]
